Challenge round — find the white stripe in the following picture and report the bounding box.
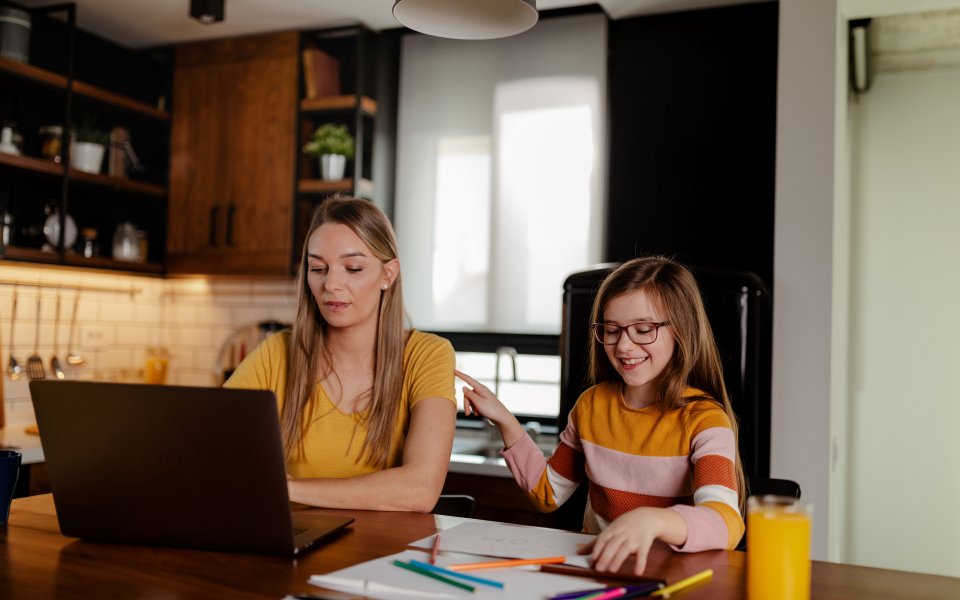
[545,464,581,506]
[693,483,739,513]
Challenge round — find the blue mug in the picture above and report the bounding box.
[0,449,22,525]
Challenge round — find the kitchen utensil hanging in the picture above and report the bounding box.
[66,292,84,365]
[6,285,21,380]
[50,291,65,379]
[26,291,45,379]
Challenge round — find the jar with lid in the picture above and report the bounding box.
[112,222,141,262]
[81,227,98,258]
[39,125,63,163]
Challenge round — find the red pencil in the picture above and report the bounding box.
[430,534,441,564]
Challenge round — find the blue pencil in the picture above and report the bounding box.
[408,559,507,589]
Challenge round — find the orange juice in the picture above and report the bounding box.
[747,496,811,600]
[143,347,169,385]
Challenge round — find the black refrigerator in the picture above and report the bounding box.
[559,264,772,482]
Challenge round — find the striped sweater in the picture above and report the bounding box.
[502,381,744,551]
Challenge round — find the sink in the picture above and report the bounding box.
[452,438,557,459]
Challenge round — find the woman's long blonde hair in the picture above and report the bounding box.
[282,197,405,470]
[588,256,747,512]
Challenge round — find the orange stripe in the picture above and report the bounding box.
[702,501,745,549]
[694,455,737,491]
[590,484,693,522]
[547,442,585,483]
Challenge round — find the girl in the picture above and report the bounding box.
[226,197,456,512]
[456,256,745,574]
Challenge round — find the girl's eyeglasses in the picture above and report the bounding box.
[591,321,670,345]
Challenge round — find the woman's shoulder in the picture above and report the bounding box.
[405,330,454,356]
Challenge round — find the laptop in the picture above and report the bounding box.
[29,380,354,556]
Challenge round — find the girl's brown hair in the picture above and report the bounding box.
[588,256,746,511]
[282,197,405,470]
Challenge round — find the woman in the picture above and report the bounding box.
[225,197,456,512]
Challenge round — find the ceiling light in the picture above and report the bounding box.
[190,0,224,25]
[392,0,538,40]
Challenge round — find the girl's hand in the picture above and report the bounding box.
[579,508,669,575]
[453,369,514,426]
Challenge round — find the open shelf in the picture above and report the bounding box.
[300,94,377,117]
[0,56,169,121]
[0,246,61,263]
[64,254,163,274]
[0,151,165,197]
[0,152,64,176]
[298,177,373,197]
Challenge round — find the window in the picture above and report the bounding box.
[395,12,607,419]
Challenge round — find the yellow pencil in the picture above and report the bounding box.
[447,556,567,571]
[651,568,713,597]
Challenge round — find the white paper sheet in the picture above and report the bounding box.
[310,549,609,600]
[409,521,596,563]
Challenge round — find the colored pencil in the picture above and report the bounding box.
[409,559,506,589]
[392,560,476,593]
[448,555,567,571]
[549,582,664,600]
[580,587,628,600]
[430,534,442,564]
[651,569,713,597]
[539,564,667,585]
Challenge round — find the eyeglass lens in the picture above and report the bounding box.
[594,323,661,345]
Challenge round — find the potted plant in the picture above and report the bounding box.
[70,116,110,174]
[303,123,354,181]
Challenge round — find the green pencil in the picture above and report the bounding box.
[392,559,476,593]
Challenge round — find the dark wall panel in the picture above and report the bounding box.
[605,2,778,286]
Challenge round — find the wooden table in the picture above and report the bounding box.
[2,494,960,599]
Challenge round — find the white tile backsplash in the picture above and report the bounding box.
[0,264,295,420]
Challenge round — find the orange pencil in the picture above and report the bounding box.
[448,556,567,571]
[430,534,442,564]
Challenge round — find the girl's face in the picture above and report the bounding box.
[601,288,676,408]
[306,223,397,333]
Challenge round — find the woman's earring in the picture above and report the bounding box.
[381,284,388,290]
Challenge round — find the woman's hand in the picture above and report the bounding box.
[454,369,525,448]
[579,507,685,575]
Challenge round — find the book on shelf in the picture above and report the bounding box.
[302,47,341,99]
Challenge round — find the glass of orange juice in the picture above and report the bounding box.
[747,495,812,600]
[143,347,169,385]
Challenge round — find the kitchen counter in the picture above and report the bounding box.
[448,428,557,478]
[0,418,43,465]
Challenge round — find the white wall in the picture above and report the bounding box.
[773,0,845,562]
[776,0,960,573]
[845,66,960,576]
[0,264,296,423]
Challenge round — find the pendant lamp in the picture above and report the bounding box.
[393,0,538,40]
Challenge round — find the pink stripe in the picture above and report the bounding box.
[583,440,692,497]
[668,504,730,552]
[501,435,549,491]
[559,416,582,451]
[690,427,736,463]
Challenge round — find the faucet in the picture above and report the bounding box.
[488,346,518,442]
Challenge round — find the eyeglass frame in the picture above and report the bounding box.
[590,321,671,345]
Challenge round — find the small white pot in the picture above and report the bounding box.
[320,153,346,181]
[71,142,105,174]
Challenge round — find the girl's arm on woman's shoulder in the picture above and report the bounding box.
[286,396,456,512]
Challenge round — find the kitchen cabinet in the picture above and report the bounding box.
[0,3,170,274]
[166,32,298,275]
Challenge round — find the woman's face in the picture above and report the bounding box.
[306,223,397,333]
[601,288,676,408]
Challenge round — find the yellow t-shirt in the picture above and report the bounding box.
[224,329,455,478]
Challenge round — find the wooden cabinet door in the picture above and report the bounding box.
[220,42,298,274]
[167,60,230,263]
[167,31,297,275]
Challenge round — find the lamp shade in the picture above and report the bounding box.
[393,0,538,40]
